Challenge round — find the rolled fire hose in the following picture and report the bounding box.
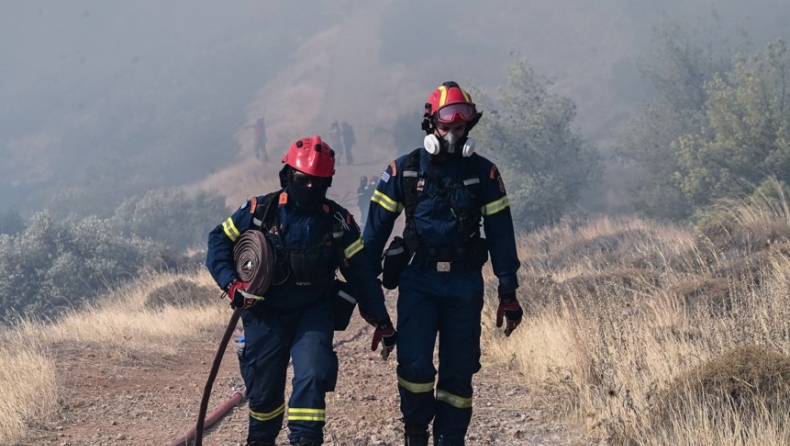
[188,231,274,446]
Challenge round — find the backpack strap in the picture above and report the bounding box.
[400,150,484,247]
[458,154,483,240]
[401,148,422,223]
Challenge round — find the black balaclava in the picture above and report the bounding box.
[285,167,329,210]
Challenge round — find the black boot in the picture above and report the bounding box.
[246,440,275,446]
[292,434,322,446]
[404,420,429,446]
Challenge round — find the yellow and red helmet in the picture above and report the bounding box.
[281,135,335,178]
[422,81,482,134]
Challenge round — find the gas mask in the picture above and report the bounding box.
[444,131,461,153]
[424,133,476,157]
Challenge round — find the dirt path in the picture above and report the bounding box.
[20,313,586,446]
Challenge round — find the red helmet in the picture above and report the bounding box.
[281,135,335,178]
[422,81,482,134]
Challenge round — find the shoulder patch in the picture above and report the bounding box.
[323,203,330,213]
[279,193,288,205]
[381,171,391,183]
[389,161,397,177]
[239,201,248,210]
[490,164,498,180]
[249,196,257,214]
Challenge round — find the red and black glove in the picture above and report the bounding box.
[371,318,397,360]
[496,287,523,337]
[225,280,261,309]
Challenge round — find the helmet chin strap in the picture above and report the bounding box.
[424,134,476,157]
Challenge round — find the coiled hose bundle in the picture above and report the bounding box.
[233,230,275,295]
[191,231,274,446]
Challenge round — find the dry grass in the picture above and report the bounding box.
[482,194,790,445]
[0,270,228,444]
[7,193,790,444]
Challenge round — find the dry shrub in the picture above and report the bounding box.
[667,276,733,317]
[144,279,218,309]
[548,229,653,270]
[551,268,662,304]
[700,219,790,256]
[650,345,790,434]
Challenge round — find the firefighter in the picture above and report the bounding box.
[206,135,397,446]
[362,82,523,446]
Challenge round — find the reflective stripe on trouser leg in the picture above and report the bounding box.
[241,311,291,442]
[432,289,484,445]
[396,287,440,426]
[287,299,336,445]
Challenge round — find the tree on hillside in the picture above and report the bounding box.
[616,18,736,220]
[675,40,790,208]
[475,59,601,229]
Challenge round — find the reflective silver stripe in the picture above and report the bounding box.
[481,196,510,216]
[252,217,263,227]
[397,375,434,393]
[338,290,356,304]
[386,246,405,256]
[333,231,344,238]
[463,178,480,186]
[436,389,472,409]
[403,170,419,178]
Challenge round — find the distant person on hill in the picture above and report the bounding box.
[244,116,268,162]
[206,135,396,446]
[341,121,356,165]
[327,121,343,165]
[356,175,377,226]
[362,82,523,446]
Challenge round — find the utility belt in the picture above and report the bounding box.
[381,237,488,290]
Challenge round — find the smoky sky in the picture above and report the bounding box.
[1,0,788,215]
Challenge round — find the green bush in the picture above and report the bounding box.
[0,211,163,322]
[111,188,229,251]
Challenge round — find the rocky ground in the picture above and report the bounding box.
[17,313,594,446]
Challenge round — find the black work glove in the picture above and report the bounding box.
[496,287,523,337]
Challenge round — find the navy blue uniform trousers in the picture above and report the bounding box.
[396,266,484,446]
[239,299,337,444]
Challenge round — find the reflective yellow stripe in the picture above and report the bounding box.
[222,217,241,242]
[436,389,473,409]
[344,238,364,259]
[371,190,403,213]
[438,85,448,107]
[287,407,325,422]
[250,402,285,421]
[481,196,509,216]
[397,375,434,394]
[460,88,471,103]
